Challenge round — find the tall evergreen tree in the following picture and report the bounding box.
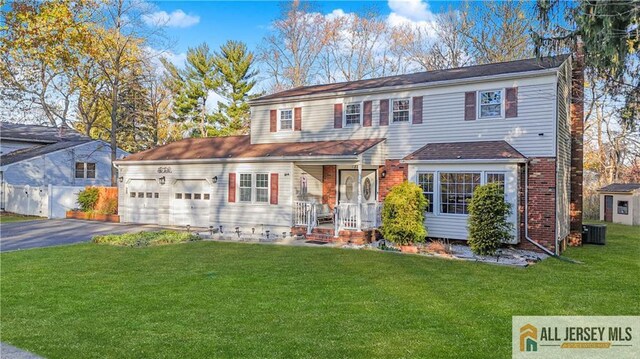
[211,40,260,135]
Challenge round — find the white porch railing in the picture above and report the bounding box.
[293,201,318,234]
[335,202,382,231]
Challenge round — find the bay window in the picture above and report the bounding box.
[416,172,434,212]
[439,172,481,214]
[486,172,506,193]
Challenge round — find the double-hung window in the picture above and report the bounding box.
[75,162,96,179]
[439,172,481,214]
[279,109,293,130]
[392,99,410,123]
[618,201,629,215]
[255,173,269,203]
[239,174,252,202]
[416,172,434,213]
[239,173,269,203]
[344,103,362,126]
[479,90,503,119]
[486,172,506,193]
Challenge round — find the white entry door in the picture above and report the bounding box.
[126,179,159,224]
[170,179,211,227]
[338,170,377,204]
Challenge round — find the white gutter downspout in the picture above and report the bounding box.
[524,159,557,256]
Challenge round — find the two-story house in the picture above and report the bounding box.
[115,54,584,254]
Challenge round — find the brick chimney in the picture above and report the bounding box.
[568,40,585,246]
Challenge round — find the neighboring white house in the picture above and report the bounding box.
[115,55,585,254]
[0,122,128,213]
[598,183,640,226]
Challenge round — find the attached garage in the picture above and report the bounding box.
[170,179,212,227]
[126,179,159,224]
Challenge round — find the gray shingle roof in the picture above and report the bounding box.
[0,140,91,166]
[598,183,640,193]
[255,55,570,101]
[0,122,89,143]
[404,140,526,161]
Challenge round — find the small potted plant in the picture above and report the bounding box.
[380,182,428,253]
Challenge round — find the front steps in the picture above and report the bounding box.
[291,226,377,245]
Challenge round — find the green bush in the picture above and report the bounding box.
[77,187,100,212]
[380,181,428,245]
[467,182,513,255]
[92,230,201,247]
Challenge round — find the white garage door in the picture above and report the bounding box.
[171,179,211,227]
[126,179,159,224]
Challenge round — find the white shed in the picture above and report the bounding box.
[598,183,640,226]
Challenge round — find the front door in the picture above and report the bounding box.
[604,195,613,222]
[338,170,377,204]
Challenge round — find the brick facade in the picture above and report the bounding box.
[378,159,408,201]
[322,165,337,210]
[518,158,557,252]
[569,48,585,246]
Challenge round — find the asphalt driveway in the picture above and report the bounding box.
[0,219,170,252]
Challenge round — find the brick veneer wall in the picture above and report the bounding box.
[322,165,337,210]
[518,158,557,252]
[569,48,585,246]
[378,159,408,201]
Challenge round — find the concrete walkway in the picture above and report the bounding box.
[0,343,43,359]
[0,219,171,252]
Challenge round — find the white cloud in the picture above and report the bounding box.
[388,0,435,23]
[142,9,200,28]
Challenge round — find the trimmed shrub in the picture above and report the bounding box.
[95,187,119,214]
[467,182,513,255]
[92,230,201,247]
[77,187,100,212]
[380,181,428,245]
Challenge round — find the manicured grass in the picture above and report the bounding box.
[1,223,638,358]
[0,212,45,223]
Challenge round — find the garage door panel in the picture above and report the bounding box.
[126,180,159,224]
[171,180,211,226]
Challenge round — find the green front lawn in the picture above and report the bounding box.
[0,212,45,223]
[1,223,638,358]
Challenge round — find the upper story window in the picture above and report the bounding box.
[75,162,96,179]
[479,90,503,119]
[279,109,293,131]
[344,103,362,126]
[416,172,434,213]
[392,99,410,123]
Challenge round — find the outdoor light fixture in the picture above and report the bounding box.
[118,176,124,183]
[211,176,218,184]
[159,176,166,185]
[381,170,387,179]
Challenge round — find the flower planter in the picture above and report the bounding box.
[66,211,120,223]
[399,245,419,253]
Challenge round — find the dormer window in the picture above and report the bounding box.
[392,99,410,122]
[479,90,503,119]
[344,103,362,126]
[279,109,293,131]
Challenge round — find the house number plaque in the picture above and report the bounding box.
[157,166,172,174]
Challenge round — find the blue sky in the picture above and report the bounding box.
[148,1,461,65]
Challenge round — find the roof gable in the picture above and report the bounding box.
[0,140,92,166]
[0,122,88,143]
[598,183,640,193]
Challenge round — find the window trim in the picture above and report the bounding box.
[278,108,294,132]
[617,200,629,215]
[343,102,363,127]
[237,172,271,204]
[477,89,505,120]
[74,162,97,179]
[416,171,435,213]
[391,98,412,124]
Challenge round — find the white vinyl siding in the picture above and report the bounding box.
[250,74,559,158]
